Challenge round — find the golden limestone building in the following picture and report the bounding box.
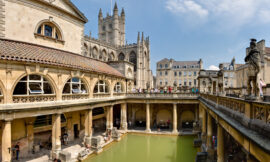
[0,0,153,161]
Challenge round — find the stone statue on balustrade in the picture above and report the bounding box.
[244,39,261,99]
[217,64,225,96]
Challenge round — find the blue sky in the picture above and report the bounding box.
[72,0,270,74]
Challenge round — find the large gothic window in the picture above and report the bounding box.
[114,82,123,93]
[94,80,109,94]
[63,78,87,94]
[118,53,125,61]
[36,22,62,40]
[129,52,137,71]
[13,75,53,95]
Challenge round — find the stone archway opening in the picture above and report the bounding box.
[180,110,195,129]
[135,109,146,128]
[156,109,172,130]
[113,104,121,129]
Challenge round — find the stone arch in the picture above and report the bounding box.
[0,79,6,103]
[129,51,137,71]
[135,109,146,122]
[156,109,172,125]
[101,49,107,61]
[180,110,195,128]
[118,52,125,61]
[108,52,115,61]
[83,43,88,57]
[92,46,98,59]
[11,73,58,96]
[34,19,64,40]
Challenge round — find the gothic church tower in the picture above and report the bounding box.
[98,3,125,46]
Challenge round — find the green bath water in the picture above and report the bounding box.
[85,134,197,162]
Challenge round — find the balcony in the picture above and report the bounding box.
[62,94,89,101]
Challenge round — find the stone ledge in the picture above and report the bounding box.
[200,97,270,154]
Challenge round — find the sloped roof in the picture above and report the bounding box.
[0,39,124,78]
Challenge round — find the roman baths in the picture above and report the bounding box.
[0,0,270,162]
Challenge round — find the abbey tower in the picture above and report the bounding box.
[98,3,125,46]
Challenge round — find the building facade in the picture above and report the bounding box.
[156,58,203,89]
[82,3,153,89]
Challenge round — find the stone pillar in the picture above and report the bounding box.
[26,119,34,154]
[217,124,224,162]
[207,113,213,148]
[66,116,74,141]
[146,103,151,132]
[172,103,178,133]
[106,106,113,129]
[202,108,207,135]
[52,114,61,159]
[2,120,12,162]
[121,103,127,131]
[85,109,93,138]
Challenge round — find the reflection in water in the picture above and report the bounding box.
[85,134,197,162]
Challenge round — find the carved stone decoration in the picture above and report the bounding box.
[244,39,261,99]
[217,64,224,95]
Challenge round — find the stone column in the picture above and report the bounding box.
[121,103,127,131]
[207,113,213,148]
[52,114,61,159]
[202,108,207,135]
[110,105,113,129]
[217,124,224,162]
[146,103,151,132]
[26,119,34,154]
[66,116,74,141]
[106,106,113,129]
[2,120,12,162]
[85,109,93,138]
[172,103,178,133]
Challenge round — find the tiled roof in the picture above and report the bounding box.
[0,39,124,78]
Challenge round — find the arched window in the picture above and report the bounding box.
[108,52,114,61]
[118,53,125,61]
[114,82,123,93]
[129,52,137,71]
[94,80,109,94]
[102,50,107,61]
[63,78,87,94]
[83,44,88,56]
[36,22,62,40]
[92,47,98,59]
[13,75,53,95]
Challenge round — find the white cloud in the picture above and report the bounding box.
[208,65,219,70]
[166,0,208,18]
[165,0,270,29]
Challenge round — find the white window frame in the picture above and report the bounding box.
[94,80,109,94]
[114,82,122,93]
[64,78,87,94]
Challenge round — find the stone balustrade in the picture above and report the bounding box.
[93,93,111,98]
[62,94,89,101]
[126,93,198,98]
[13,94,56,103]
[200,93,270,138]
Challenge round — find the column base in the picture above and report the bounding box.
[172,130,179,134]
[145,129,151,133]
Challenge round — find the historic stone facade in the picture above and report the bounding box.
[156,58,203,89]
[82,3,153,89]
